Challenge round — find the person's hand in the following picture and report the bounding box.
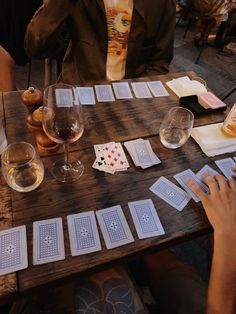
[188,173,236,239]
[233,165,236,179]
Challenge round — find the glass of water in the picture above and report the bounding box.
[1,142,44,192]
[159,107,194,149]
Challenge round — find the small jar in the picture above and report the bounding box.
[21,87,43,113]
[221,103,236,137]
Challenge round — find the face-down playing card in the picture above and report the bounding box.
[215,158,236,180]
[0,225,28,276]
[67,211,101,256]
[174,169,209,202]
[196,165,219,182]
[96,205,134,249]
[150,176,191,211]
[33,217,65,265]
[128,199,165,239]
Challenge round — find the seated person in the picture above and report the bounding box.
[0,46,16,92]
[25,0,176,85]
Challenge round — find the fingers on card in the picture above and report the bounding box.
[67,211,101,256]
[96,205,134,249]
[150,176,191,211]
[215,158,236,180]
[128,199,165,239]
[0,225,28,275]
[196,165,218,182]
[174,169,209,202]
[33,218,65,265]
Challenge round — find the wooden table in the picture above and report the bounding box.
[0,71,232,299]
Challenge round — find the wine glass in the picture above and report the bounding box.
[159,107,194,149]
[42,83,84,182]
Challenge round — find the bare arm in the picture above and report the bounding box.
[189,172,236,314]
[25,0,73,59]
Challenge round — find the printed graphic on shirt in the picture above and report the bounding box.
[104,0,133,80]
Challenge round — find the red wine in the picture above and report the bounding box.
[47,127,83,144]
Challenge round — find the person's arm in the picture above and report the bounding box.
[189,173,236,314]
[0,46,16,92]
[25,0,73,59]
[145,0,176,75]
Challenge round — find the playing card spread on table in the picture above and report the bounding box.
[76,87,96,105]
[33,218,65,265]
[96,205,134,249]
[67,211,101,256]
[124,138,161,169]
[215,158,236,179]
[128,199,165,239]
[0,226,28,276]
[147,81,169,97]
[174,169,209,202]
[150,176,191,211]
[112,82,133,99]
[55,89,73,107]
[94,85,115,102]
[131,82,152,98]
[93,142,129,174]
[196,165,219,182]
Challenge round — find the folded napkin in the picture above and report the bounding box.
[191,123,236,156]
[166,76,207,98]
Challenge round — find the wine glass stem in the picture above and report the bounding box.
[64,143,70,169]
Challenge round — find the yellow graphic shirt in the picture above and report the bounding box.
[103,0,133,80]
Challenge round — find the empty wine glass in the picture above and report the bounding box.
[159,107,194,149]
[43,83,84,182]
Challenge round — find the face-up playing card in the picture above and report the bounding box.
[174,169,209,202]
[103,142,129,171]
[76,87,96,105]
[0,225,28,276]
[128,199,165,239]
[215,158,236,180]
[150,176,191,211]
[131,82,152,98]
[67,211,101,256]
[112,82,133,99]
[33,218,65,265]
[94,85,115,102]
[147,81,169,97]
[196,165,219,182]
[55,89,73,107]
[96,205,134,249]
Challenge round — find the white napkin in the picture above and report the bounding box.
[166,76,207,98]
[191,123,236,157]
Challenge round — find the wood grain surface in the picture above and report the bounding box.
[0,93,17,299]
[0,72,230,293]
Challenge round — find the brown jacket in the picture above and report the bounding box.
[25,0,175,84]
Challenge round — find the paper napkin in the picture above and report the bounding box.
[191,123,236,156]
[166,76,207,98]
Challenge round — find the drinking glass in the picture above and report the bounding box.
[42,83,84,182]
[0,119,7,154]
[159,107,194,149]
[1,142,44,192]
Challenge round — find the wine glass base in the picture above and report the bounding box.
[52,159,84,183]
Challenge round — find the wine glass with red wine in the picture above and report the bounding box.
[43,84,84,182]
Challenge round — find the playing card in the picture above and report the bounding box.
[94,85,115,102]
[174,169,209,202]
[0,225,28,276]
[131,82,152,98]
[147,81,169,97]
[103,142,129,171]
[76,87,96,105]
[96,205,134,249]
[150,176,191,211]
[55,89,73,107]
[196,165,219,182]
[128,199,165,239]
[112,82,133,99]
[33,218,65,265]
[215,158,236,179]
[67,211,101,256]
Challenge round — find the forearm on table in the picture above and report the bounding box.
[207,234,236,314]
[25,0,72,59]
